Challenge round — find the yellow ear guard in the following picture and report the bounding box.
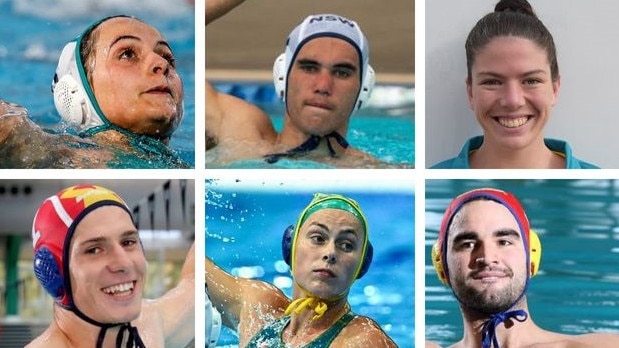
[431,188,543,286]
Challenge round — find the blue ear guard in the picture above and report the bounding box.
[281,224,373,279]
[33,246,65,300]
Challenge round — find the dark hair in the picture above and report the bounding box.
[465,0,559,83]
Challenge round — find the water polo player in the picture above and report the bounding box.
[206,0,383,167]
[206,193,397,347]
[27,184,194,348]
[429,188,619,348]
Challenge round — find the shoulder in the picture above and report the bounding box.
[26,327,66,347]
[544,138,600,169]
[334,315,397,347]
[528,331,619,348]
[206,80,277,145]
[431,136,480,169]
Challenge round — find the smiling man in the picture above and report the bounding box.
[428,188,619,348]
[26,184,194,348]
[206,0,381,167]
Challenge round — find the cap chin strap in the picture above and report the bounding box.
[480,309,528,348]
[285,297,328,321]
[71,303,146,348]
[264,131,349,164]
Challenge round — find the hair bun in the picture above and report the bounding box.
[495,0,537,18]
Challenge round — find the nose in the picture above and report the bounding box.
[149,53,170,76]
[473,242,498,267]
[500,81,525,109]
[322,244,337,264]
[107,245,133,273]
[314,69,333,96]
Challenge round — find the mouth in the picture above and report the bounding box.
[306,100,334,111]
[494,115,531,128]
[313,268,336,278]
[145,85,172,96]
[471,270,509,283]
[101,281,136,296]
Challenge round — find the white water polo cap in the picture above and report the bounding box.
[51,17,119,134]
[273,14,375,111]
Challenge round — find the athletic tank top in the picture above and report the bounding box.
[245,311,355,348]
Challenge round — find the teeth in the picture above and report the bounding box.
[498,116,528,128]
[102,282,134,295]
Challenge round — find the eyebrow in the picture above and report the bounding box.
[78,229,140,246]
[109,35,172,52]
[475,69,548,79]
[296,58,358,72]
[309,222,360,237]
[451,228,521,245]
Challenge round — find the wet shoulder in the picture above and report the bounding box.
[332,315,397,347]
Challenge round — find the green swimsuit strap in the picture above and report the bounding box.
[306,311,356,348]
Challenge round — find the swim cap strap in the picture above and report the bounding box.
[264,131,349,164]
[481,309,528,348]
[117,323,147,348]
[284,297,328,321]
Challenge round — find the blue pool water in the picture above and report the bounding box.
[0,0,195,166]
[206,179,415,347]
[210,82,414,168]
[425,179,619,347]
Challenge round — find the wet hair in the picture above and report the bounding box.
[465,0,559,83]
[79,15,138,83]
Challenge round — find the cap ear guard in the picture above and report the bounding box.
[33,246,66,304]
[272,52,375,112]
[432,229,543,286]
[52,40,106,130]
[431,241,449,285]
[529,229,542,277]
[282,224,373,279]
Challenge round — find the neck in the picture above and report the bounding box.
[470,136,564,169]
[285,295,350,337]
[458,300,537,348]
[276,116,349,157]
[53,306,127,348]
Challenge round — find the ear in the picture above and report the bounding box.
[551,75,561,106]
[465,77,474,111]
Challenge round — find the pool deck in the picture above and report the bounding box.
[206,0,414,84]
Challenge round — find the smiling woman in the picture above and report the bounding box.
[428,0,599,169]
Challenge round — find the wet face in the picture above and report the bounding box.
[286,37,360,136]
[467,36,560,151]
[89,17,183,140]
[293,209,365,299]
[69,205,146,323]
[446,200,528,314]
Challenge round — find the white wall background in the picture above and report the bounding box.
[425,0,619,168]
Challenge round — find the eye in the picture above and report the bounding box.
[480,79,501,86]
[338,240,355,252]
[457,241,476,250]
[85,246,103,255]
[498,239,513,246]
[299,63,319,73]
[122,238,139,248]
[333,68,353,79]
[119,48,137,61]
[161,52,176,67]
[523,78,542,86]
[310,234,326,244]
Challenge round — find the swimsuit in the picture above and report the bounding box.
[430,136,599,169]
[245,311,355,348]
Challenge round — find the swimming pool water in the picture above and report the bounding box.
[206,183,415,347]
[425,179,619,347]
[0,0,195,166]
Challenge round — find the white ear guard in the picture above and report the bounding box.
[272,52,375,111]
[52,38,107,131]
